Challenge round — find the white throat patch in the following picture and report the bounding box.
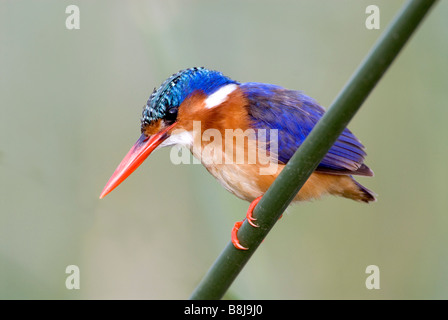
[157,129,193,149]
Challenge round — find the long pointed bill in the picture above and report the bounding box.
[99,123,176,199]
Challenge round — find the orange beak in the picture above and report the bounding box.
[99,123,177,199]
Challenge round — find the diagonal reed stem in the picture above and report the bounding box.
[190,0,438,300]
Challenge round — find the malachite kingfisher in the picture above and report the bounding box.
[100,67,375,250]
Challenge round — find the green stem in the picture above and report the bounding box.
[190,0,438,300]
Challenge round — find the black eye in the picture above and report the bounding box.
[165,107,178,124]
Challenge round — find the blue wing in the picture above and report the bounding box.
[240,82,372,176]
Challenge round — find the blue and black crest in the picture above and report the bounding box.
[141,67,238,131]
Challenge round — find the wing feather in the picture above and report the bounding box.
[240,82,372,176]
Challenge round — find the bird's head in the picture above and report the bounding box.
[100,67,240,198]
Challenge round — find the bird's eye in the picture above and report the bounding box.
[165,107,178,124]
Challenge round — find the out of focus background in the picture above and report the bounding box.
[1,0,447,299]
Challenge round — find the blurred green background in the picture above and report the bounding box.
[1,0,447,299]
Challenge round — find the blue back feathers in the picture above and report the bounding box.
[141,67,238,128]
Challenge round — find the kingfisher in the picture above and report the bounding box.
[100,67,375,250]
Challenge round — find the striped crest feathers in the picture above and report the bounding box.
[141,67,238,132]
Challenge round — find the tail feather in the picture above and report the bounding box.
[351,179,377,203]
[293,173,376,203]
[325,174,377,203]
[315,163,374,177]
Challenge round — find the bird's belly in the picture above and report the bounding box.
[191,145,364,203]
[190,138,276,201]
[203,161,363,204]
[204,163,266,202]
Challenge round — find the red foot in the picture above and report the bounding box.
[246,196,262,227]
[231,220,248,250]
[231,196,264,250]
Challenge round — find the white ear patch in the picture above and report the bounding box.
[204,84,238,109]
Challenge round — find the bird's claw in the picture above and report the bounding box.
[231,220,248,250]
[246,196,262,227]
[231,196,263,250]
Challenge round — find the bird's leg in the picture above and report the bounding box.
[231,196,263,250]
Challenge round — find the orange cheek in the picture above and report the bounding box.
[176,92,207,132]
[142,119,162,136]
